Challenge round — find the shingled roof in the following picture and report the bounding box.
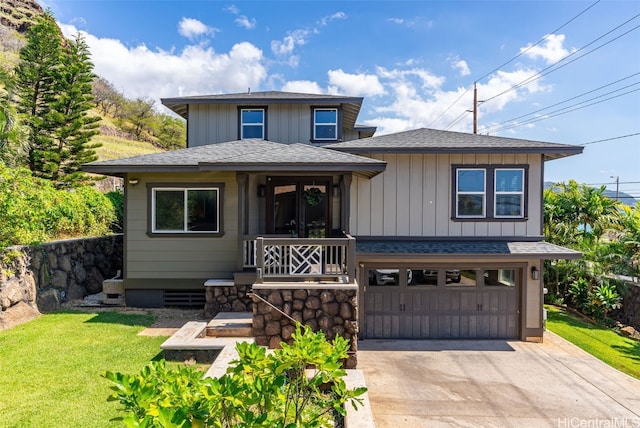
[161,91,364,131]
[326,127,584,160]
[83,139,386,178]
[356,239,582,259]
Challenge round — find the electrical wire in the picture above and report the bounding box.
[581,132,640,146]
[428,0,603,128]
[483,72,640,132]
[482,14,640,105]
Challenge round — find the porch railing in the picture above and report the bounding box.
[247,235,356,284]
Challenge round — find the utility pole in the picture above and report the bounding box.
[473,82,478,134]
[610,175,620,200]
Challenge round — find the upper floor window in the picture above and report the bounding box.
[240,108,265,139]
[151,186,222,234]
[313,108,338,141]
[495,169,524,218]
[456,169,486,217]
[453,166,527,220]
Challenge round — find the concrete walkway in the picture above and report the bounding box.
[358,332,640,427]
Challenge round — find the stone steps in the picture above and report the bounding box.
[206,312,253,337]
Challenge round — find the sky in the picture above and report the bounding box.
[44,0,640,199]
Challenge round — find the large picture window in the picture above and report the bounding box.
[240,108,265,139]
[152,187,220,233]
[453,165,527,220]
[313,108,338,141]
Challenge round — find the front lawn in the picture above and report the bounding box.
[545,305,640,380]
[0,311,168,427]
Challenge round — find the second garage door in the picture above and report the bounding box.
[363,267,520,339]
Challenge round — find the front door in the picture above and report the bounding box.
[267,178,331,238]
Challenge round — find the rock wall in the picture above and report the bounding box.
[623,283,640,330]
[0,235,123,314]
[205,284,253,318]
[251,287,358,368]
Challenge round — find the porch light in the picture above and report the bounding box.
[332,184,340,197]
[257,184,266,198]
[531,266,539,280]
[128,178,139,186]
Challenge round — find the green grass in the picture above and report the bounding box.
[94,134,164,160]
[0,311,168,427]
[546,305,640,380]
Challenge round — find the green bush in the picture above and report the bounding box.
[103,325,366,427]
[0,165,117,248]
[106,190,124,233]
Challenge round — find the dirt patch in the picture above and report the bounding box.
[0,302,41,331]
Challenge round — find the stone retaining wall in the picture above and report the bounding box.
[623,282,640,330]
[0,235,123,314]
[205,284,253,318]
[251,287,358,368]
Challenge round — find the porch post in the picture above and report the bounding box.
[255,236,264,284]
[236,173,248,271]
[341,174,352,234]
[347,234,356,284]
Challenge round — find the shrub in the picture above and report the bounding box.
[0,165,117,248]
[103,325,366,427]
[105,190,124,233]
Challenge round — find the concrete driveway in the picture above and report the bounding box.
[358,332,640,427]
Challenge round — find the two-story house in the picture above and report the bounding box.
[84,91,582,344]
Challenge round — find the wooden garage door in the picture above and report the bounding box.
[364,268,519,339]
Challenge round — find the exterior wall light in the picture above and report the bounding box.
[257,184,266,198]
[128,178,139,185]
[531,266,540,280]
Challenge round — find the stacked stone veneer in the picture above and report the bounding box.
[0,235,123,313]
[623,282,640,330]
[205,284,253,318]
[251,287,358,368]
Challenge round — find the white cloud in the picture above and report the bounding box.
[388,18,404,25]
[282,80,324,94]
[59,23,267,104]
[178,17,217,40]
[224,5,240,15]
[271,12,346,65]
[327,69,385,97]
[235,15,256,30]
[451,58,470,76]
[520,34,573,65]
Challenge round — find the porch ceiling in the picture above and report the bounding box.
[355,239,582,260]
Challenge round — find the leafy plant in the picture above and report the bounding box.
[103,325,366,427]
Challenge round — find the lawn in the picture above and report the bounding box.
[0,311,169,427]
[545,305,640,380]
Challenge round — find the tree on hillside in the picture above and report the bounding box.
[14,11,101,187]
[50,34,100,187]
[14,11,61,178]
[92,76,125,117]
[0,69,28,166]
[121,97,155,140]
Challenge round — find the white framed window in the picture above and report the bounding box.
[240,109,265,139]
[152,187,219,233]
[456,168,486,217]
[495,168,524,218]
[313,108,338,140]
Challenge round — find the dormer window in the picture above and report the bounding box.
[240,108,266,139]
[313,108,338,141]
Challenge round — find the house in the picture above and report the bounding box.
[84,91,582,345]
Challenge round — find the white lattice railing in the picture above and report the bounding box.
[250,235,356,284]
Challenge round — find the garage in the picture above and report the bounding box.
[362,265,521,339]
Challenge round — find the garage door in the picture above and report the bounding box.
[363,268,519,339]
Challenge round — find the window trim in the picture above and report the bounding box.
[455,168,486,218]
[238,106,267,140]
[451,165,528,221]
[310,106,341,142]
[494,168,525,219]
[147,183,225,237]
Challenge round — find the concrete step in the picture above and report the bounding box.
[206,312,253,337]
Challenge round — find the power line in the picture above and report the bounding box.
[482,14,640,105]
[426,0,602,129]
[488,88,640,132]
[582,132,640,146]
[474,0,602,83]
[443,109,471,131]
[483,72,640,132]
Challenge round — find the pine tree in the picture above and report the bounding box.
[51,34,100,187]
[14,11,62,177]
[15,11,101,187]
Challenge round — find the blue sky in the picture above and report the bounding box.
[45,0,639,198]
